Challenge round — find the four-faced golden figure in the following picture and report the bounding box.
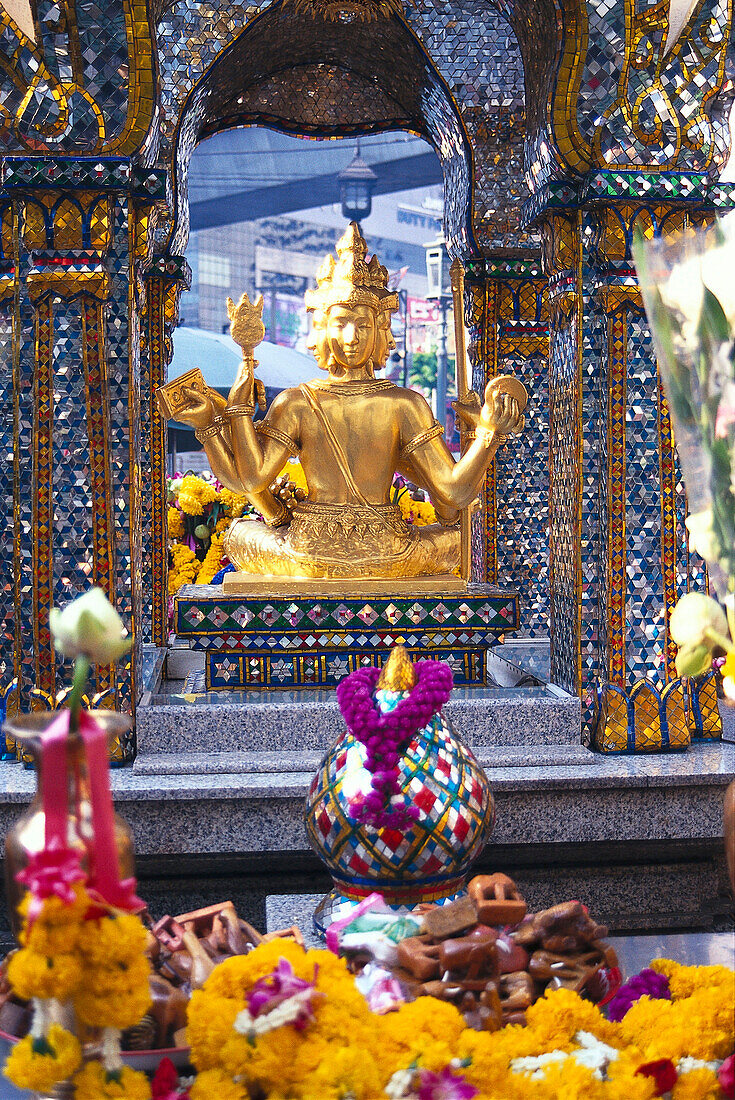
[160,223,525,584]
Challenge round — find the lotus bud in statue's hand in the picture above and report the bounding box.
[50,587,132,665]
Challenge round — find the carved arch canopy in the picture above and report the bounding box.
[166,4,476,258]
[0,0,155,155]
[490,0,733,188]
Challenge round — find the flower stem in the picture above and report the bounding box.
[703,628,735,654]
[67,655,90,732]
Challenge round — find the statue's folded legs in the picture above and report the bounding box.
[223,501,460,578]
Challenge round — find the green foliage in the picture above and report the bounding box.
[408,350,455,394]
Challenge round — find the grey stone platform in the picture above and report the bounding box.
[0,645,732,938]
[0,737,732,934]
[134,642,588,774]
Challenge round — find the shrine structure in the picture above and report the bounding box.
[0,0,732,933]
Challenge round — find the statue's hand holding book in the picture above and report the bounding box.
[156,366,216,427]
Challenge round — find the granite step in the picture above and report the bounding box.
[0,744,732,940]
[136,682,581,755]
[132,742,595,776]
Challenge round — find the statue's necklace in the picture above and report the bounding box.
[312,379,395,397]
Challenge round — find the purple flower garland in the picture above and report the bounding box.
[606,968,671,1022]
[336,660,453,829]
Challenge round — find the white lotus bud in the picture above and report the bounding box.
[685,509,719,563]
[49,587,132,664]
[659,253,704,345]
[669,591,728,649]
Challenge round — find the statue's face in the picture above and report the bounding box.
[326,304,376,370]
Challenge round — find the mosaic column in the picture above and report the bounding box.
[0,160,164,756]
[0,200,18,689]
[465,254,549,632]
[532,172,735,736]
[140,257,190,648]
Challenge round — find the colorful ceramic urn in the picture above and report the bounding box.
[305,647,495,937]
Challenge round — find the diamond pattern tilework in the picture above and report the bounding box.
[176,588,517,639]
[580,259,607,709]
[548,311,580,695]
[177,586,515,689]
[305,709,494,903]
[624,316,665,688]
[491,259,550,636]
[0,301,13,683]
[206,646,489,690]
[104,195,138,737]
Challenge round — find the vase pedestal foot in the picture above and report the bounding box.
[312,885,468,941]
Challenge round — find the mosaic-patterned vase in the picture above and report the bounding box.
[305,703,495,937]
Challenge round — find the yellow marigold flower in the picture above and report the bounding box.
[170,543,197,563]
[169,543,200,595]
[190,1068,249,1100]
[177,475,219,516]
[305,1043,384,1099]
[77,912,148,967]
[72,1060,151,1100]
[197,532,226,585]
[22,918,80,957]
[7,948,82,1001]
[381,997,465,1066]
[671,1066,722,1099]
[411,501,438,526]
[199,939,307,999]
[186,991,241,1070]
[220,487,250,518]
[221,1026,304,1091]
[73,954,151,1030]
[177,491,204,516]
[167,506,185,539]
[18,886,90,932]
[649,958,734,1001]
[620,987,734,1062]
[5,1025,81,1092]
[525,986,619,1049]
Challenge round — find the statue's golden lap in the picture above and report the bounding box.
[158,223,526,583]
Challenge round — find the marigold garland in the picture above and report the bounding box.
[7,946,83,1001]
[167,506,186,539]
[671,1066,723,1099]
[72,1059,152,1100]
[4,1024,82,1092]
[196,532,226,584]
[185,943,734,1100]
[190,1067,249,1100]
[4,885,153,1097]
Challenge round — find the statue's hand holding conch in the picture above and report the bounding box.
[479,377,526,438]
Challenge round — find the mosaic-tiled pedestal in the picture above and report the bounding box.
[173,584,519,690]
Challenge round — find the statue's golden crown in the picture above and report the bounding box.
[305,222,399,317]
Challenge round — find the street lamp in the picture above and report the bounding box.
[339,139,377,225]
[425,236,451,428]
